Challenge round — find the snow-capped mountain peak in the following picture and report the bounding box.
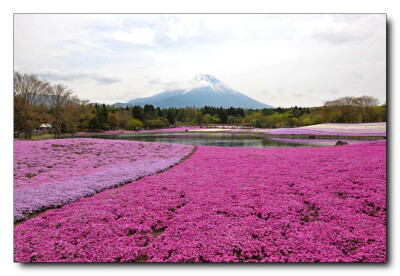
[117,74,274,109]
[192,74,220,85]
[184,74,233,94]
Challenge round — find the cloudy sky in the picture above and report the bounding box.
[14,14,386,107]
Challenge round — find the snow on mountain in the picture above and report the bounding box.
[183,74,237,94]
[115,74,273,109]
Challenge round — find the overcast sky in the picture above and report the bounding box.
[14,14,386,107]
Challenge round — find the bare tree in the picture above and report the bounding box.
[323,95,380,123]
[47,84,73,139]
[339,96,359,123]
[64,96,89,137]
[13,72,50,139]
[353,95,380,122]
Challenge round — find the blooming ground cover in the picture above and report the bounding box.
[75,127,203,135]
[14,139,194,221]
[14,140,386,262]
[139,126,203,133]
[268,138,373,147]
[265,122,386,136]
[74,123,386,137]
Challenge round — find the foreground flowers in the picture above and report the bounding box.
[14,140,386,262]
[14,139,194,221]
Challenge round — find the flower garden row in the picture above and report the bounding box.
[14,158,189,222]
[14,138,193,190]
[14,140,386,262]
[14,139,194,221]
[71,123,386,138]
[264,122,386,136]
[268,138,373,147]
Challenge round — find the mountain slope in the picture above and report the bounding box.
[116,74,273,109]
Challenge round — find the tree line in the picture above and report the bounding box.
[14,72,386,139]
[14,72,90,139]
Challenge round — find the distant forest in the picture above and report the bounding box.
[14,72,386,139]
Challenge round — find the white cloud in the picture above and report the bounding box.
[113,27,155,46]
[13,14,386,107]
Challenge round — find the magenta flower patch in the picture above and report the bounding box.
[268,138,373,146]
[75,127,203,135]
[14,138,193,190]
[14,158,183,222]
[266,122,386,136]
[14,139,194,221]
[14,140,386,262]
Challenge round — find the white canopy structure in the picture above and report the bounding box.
[39,123,52,129]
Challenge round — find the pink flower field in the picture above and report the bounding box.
[268,138,374,147]
[14,139,194,221]
[14,140,386,262]
[75,127,203,135]
[138,126,203,133]
[14,138,193,190]
[265,122,386,136]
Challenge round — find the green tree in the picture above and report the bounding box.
[108,113,120,130]
[13,72,50,139]
[118,110,133,130]
[132,105,143,121]
[143,104,156,120]
[128,118,143,130]
[146,117,168,129]
[211,115,220,124]
[195,112,204,125]
[261,108,274,116]
[353,95,380,122]
[48,84,73,139]
[100,104,109,129]
[227,115,242,125]
[88,104,109,131]
[203,114,213,125]
[176,108,185,123]
[64,96,88,137]
[184,107,197,124]
[88,105,100,130]
[217,107,228,124]
[166,110,175,126]
[377,104,386,122]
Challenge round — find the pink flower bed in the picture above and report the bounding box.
[14,141,386,262]
[75,130,143,135]
[266,123,386,136]
[138,126,203,133]
[75,127,204,135]
[14,139,194,221]
[14,138,193,190]
[103,130,137,134]
[268,138,374,147]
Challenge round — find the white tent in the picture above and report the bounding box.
[39,123,52,129]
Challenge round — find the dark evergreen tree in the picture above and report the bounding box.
[156,107,163,117]
[132,105,144,121]
[99,104,109,130]
[238,108,245,117]
[143,104,156,120]
[226,107,237,117]
[217,107,228,124]
[88,105,100,130]
[261,108,274,116]
[166,110,175,126]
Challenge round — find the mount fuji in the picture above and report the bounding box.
[114,74,273,109]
